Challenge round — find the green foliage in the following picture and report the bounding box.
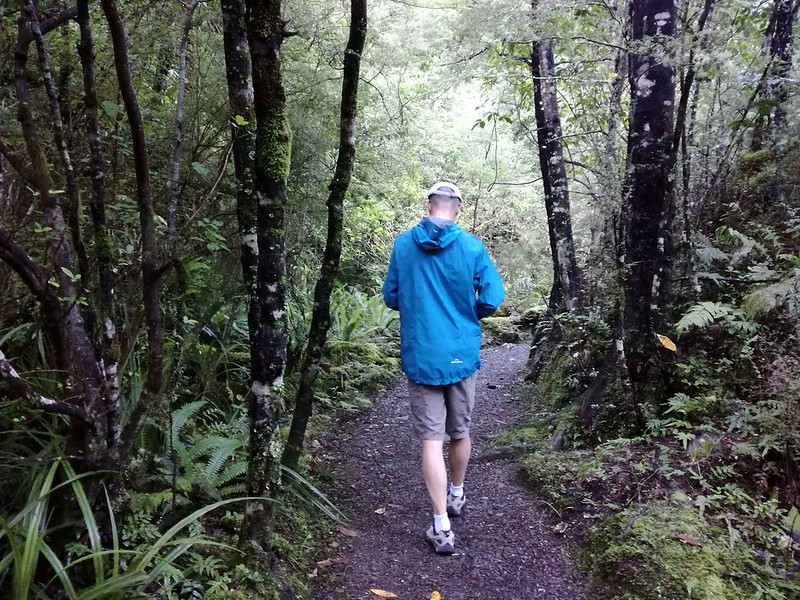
[328,287,399,344]
[0,458,246,599]
[522,449,592,515]
[676,302,758,336]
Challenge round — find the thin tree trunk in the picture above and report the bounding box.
[282,0,367,473]
[168,0,202,259]
[671,0,715,168]
[242,0,292,547]
[77,0,122,462]
[620,0,678,419]
[101,0,164,461]
[530,36,582,313]
[13,11,105,467]
[25,0,90,289]
[220,0,258,402]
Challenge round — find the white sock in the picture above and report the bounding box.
[433,513,451,533]
[449,483,464,498]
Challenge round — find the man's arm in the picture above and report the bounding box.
[474,246,504,318]
[382,246,399,310]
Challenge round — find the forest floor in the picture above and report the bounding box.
[312,343,596,600]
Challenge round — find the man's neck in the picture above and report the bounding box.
[425,215,455,227]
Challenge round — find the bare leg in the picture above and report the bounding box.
[448,435,472,488]
[421,440,447,515]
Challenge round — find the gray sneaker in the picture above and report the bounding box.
[425,525,455,555]
[446,493,466,517]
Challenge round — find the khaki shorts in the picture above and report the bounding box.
[407,372,478,441]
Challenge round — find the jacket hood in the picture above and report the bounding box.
[412,218,463,251]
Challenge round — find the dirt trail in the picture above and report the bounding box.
[315,343,595,600]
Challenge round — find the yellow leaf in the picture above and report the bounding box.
[369,590,398,598]
[657,334,677,351]
[430,592,442,600]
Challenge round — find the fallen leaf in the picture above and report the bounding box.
[331,556,352,565]
[337,526,358,537]
[553,522,568,534]
[316,559,334,568]
[430,592,442,600]
[374,507,386,515]
[677,534,704,547]
[369,590,398,598]
[656,334,677,351]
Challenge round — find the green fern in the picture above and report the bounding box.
[676,302,758,336]
[170,400,208,450]
[165,402,247,500]
[715,226,768,256]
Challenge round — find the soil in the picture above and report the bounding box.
[313,343,596,600]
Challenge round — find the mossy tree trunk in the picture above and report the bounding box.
[282,0,367,473]
[619,0,678,422]
[242,0,292,547]
[221,0,257,358]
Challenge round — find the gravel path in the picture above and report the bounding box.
[314,343,595,600]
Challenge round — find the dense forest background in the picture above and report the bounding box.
[0,0,798,598]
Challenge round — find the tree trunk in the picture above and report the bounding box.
[221,0,258,395]
[530,8,582,313]
[12,11,105,468]
[101,0,165,462]
[76,0,122,463]
[765,0,795,139]
[282,0,367,473]
[168,0,202,259]
[25,0,90,292]
[620,0,678,419]
[242,0,292,547]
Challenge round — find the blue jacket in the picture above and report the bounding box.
[382,218,505,385]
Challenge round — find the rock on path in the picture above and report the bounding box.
[315,343,594,600]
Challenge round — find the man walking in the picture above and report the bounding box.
[382,181,504,554]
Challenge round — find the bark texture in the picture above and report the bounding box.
[242,0,292,546]
[282,0,367,473]
[621,0,678,417]
[530,2,582,313]
[221,0,258,386]
[765,0,795,138]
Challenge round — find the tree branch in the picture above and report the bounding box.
[0,225,51,302]
[0,349,90,422]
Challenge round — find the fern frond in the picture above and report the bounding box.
[716,226,768,256]
[218,483,246,497]
[170,400,207,449]
[696,245,730,267]
[214,461,247,488]
[676,302,733,335]
[204,438,244,481]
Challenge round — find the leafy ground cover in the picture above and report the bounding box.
[507,379,800,600]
